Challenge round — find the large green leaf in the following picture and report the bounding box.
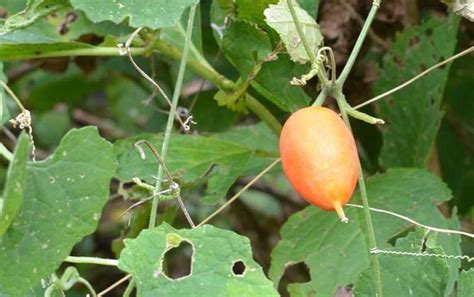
[0,0,69,35]
[269,169,460,296]
[264,0,323,64]
[0,127,117,296]
[0,133,30,235]
[235,0,277,27]
[353,229,450,297]
[374,15,459,168]
[222,21,272,78]
[113,125,278,204]
[221,21,311,112]
[458,269,474,297]
[191,91,240,132]
[70,0,199,29]
[252,54,310,111]
[437,55,474,213]
[118,223,278,296]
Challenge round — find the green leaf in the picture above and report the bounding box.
[214,88,249,113]
[297,0,320,18]
[213,123,278,175]
[70,0,199,29]
[269,169,460,296]
[0,0,69,35]
[24,66,102,112]
[33,110,73,148]
[118,223,278,296]
[0,133,30,235]
[222,21,272,78]
[353,229,450,297]
[106,76,166,134]
[0,0,28,14]
[191,91,240,132]
[252,54,310,112]
[374,15,460,167]
[236,0,278,27]
[161,6,206,64]
[0,127,117,296]
[437,55,474,213]
[458,269,474,297]
[264,0,323,64]
[114,125,278,204]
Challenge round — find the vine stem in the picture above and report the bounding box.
[346,204,474,239]
[333,88,383,297]
[64,256,118,266]
[287,0,316,62]
[0,80,25,111]
[148,4,198,228]
[0,47,147,61]
[153,40,282,135]
[337,0,381,86]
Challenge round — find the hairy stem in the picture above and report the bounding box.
[148,5,198,228]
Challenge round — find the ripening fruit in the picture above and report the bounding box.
[279,106,359,222]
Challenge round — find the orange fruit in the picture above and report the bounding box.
[279,106,359,222]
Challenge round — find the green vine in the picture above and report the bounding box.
[287,0,384,295]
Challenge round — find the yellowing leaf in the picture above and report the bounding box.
[264,0,323,64]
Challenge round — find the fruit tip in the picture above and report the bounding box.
[333,201,349,223]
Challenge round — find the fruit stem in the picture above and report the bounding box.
[333,87,383,297]
[333,201,349,223]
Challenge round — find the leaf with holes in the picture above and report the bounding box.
[113,126,278,204]
[457,268,474,297]
[264,0,323,64]
[118,223,278,296]
[69,0,198,29]
[374,15,460,168]
[0,133,30,235]
[0,0,70,35]
[0,127,117,297]
[353,229,450,297]
[269,169,460,296]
